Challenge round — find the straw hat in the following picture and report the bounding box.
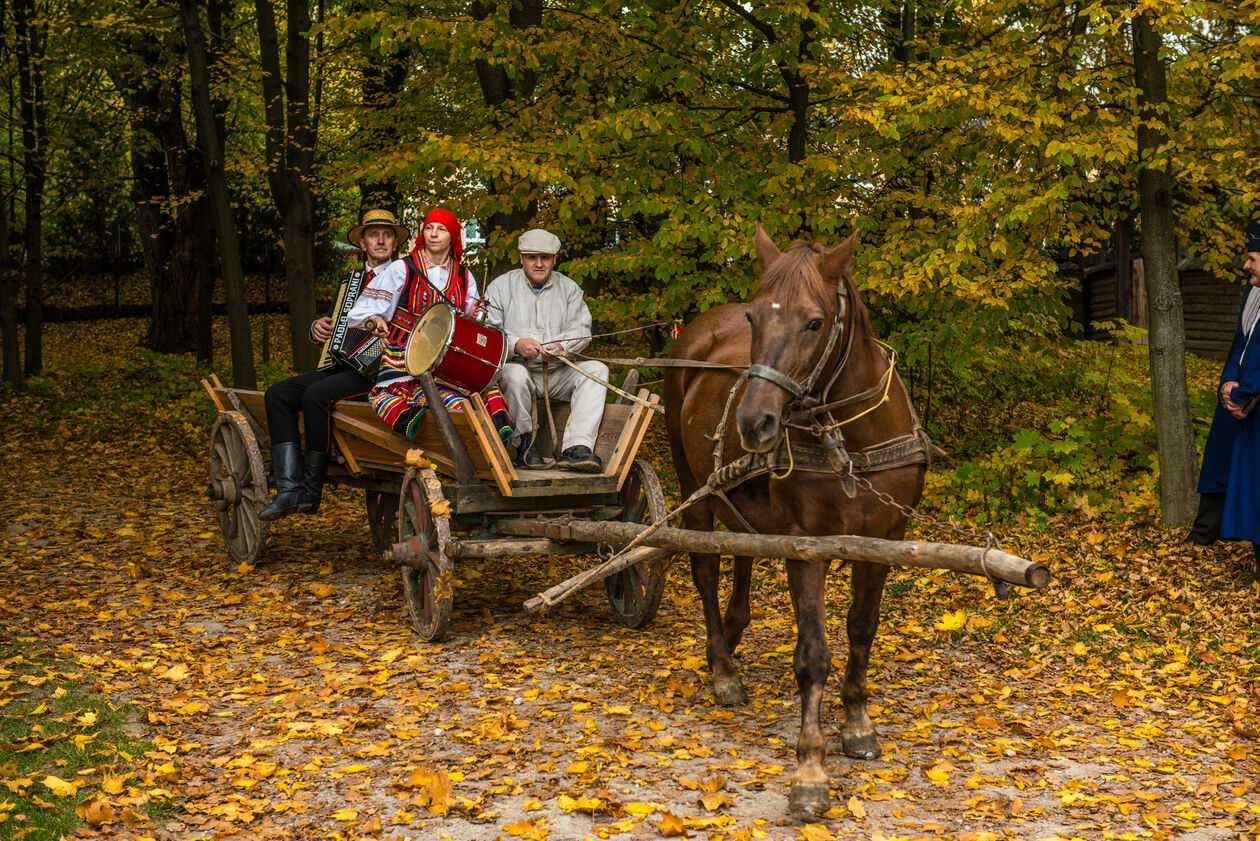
[347,208,410,247]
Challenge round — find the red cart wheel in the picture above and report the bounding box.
[207,411,271,565]
[606,460,668,628]
[393,468,453,641]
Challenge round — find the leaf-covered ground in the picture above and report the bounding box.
[2,316,1260,841]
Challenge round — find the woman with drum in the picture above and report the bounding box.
[345,207,513,440]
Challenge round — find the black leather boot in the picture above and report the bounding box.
[515,434,544,469]
[299,450,330,515]
[260,442,305,521]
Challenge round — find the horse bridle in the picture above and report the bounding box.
[744,287,851,408]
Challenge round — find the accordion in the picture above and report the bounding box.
[316,269,383,375]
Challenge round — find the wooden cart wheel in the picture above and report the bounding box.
[394,468,454,641]
[206,411,271,565]
[365,490,400,554]
[606,460,668,629]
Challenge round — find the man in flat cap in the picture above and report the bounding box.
[1187,219,1260,570]
[484,228,608,472]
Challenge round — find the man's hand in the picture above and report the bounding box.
[1220,381,1247,419]
[468,298,486,318]
[515,338,544,360]
[363,317,389,338]
[311,316,334,343]
[515,338,564,361]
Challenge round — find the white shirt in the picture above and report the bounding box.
[344,257,479,329]
[484,268,593,370]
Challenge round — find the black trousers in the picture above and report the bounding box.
[264,367,373,453]
[1187,492,1225,546]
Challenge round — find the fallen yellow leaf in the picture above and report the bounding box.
[42,774,79,797]
[655,810,688,837]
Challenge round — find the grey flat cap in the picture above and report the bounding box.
[518,228,561,255]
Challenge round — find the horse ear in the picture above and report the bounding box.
[754,223,782,270]
[819,231,858,281]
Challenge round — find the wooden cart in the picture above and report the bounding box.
[202,371,666,640]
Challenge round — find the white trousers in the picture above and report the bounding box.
[499,360,608,451]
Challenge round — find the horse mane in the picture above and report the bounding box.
[754,239,877,345]
[753,242,832,312]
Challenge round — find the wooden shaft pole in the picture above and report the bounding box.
[522,545,675,614]
[448,537,596,559]
[419,372,478,486]
[495,518,1050,590]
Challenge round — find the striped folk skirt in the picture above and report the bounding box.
[370,377,512,441]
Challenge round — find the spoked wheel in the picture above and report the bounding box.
[605,460,668,628]
[366,490,400,554]
[393,468,454,641]
[206,411,271,565]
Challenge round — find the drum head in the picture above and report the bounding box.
[406,305,454,376]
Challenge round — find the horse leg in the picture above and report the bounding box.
[786,558,832,819]
[839,560,888,760]
[722,555,754,652]
[685,508,747,706]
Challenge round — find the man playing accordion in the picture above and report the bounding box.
[259,208,409,521]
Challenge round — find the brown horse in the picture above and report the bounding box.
[664,225,927,818]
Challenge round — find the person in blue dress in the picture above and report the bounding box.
[1187,220,1260,570]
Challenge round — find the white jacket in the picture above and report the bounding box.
[484,269,593,370]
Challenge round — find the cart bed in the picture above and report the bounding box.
[202,376,659,498]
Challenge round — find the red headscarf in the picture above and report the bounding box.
[414,208,463,275]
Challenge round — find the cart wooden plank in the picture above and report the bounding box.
[607,389,659,490]
[201,379,229,412]
[466,392,517,495]
[205,380,658,500]
[332,428,364,475]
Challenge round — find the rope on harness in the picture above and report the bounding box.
[550,350,665,414]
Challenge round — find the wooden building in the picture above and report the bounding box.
[1069,249,1248,360]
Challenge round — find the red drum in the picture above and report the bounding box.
[405,304,507,394]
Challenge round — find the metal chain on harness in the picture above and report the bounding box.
[847,470,1011,597]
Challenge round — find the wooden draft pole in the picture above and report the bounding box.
[499,517,1051,614]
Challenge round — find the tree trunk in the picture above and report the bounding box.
[0,168,16,387]
[256,0,319,372]
[15,0,44,376]
[473,0,543,284]
[1114,213,1132,329]
[111,27,195,354]
[180,0,256,388]
[1133,12,1196,526]
[0,0,14,386]
[158,63,216,364]
[357,34,409,214]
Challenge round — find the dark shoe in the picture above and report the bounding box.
[260,442,305,521]
[299,450,330,515]
[557,445,601,473]
[515,435,544,469]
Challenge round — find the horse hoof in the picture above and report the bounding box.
[713,676,747,706]
[842,729,881,760]
[788,781,831,819]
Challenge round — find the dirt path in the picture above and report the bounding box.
[3,398,1260,841]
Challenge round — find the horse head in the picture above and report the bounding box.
[736,224,856,453]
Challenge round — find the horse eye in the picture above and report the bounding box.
[806,318,823,332]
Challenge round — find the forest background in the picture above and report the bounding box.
[3,2,1260,838]
[4,0,1260,523]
